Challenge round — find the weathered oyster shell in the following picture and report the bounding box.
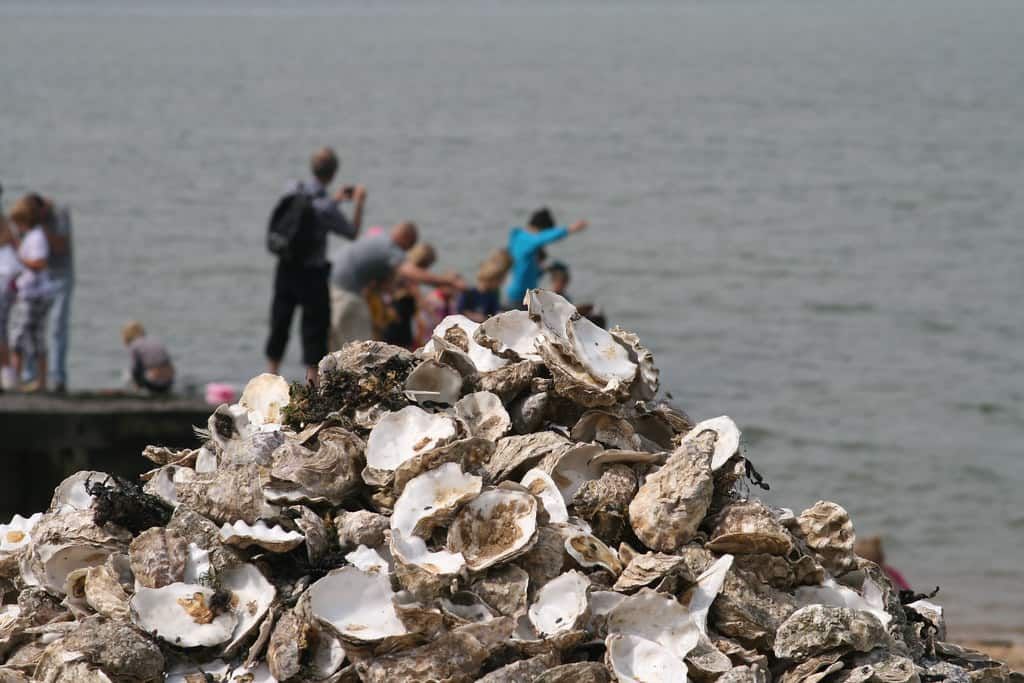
[447,489,538,571]
[540,442,604,502]
[239,373,290,426]
[175,464,278,525]
[535,662,611,683]
[796,501,858,575]
[522,468,569,524]
[471,564,531,619]
[335,510,389,549]
[711,565,799,649]
[128,527,187,588]
[425,314,509,372]
[392,437,493,496]
[220,563,276,655]
[20,509,130,595]
[629,432,714,551]
[454,391,511,441]
[34,616,164,682]
[572,411,641,450]
[773,605,889,661]
[707,499,795,555]
[571,464,637,545]
[514,525,568,596]
[485,431,573,482]
[263,427,364,505]
[474,309,545,362]
[355,627,491,683]
[475,654,559,683]
[564,531,622,575]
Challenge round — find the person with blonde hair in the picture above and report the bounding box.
[122,321,175,394]
[381,242,437,348]
[457,249,511,322]
[7,194,54,392]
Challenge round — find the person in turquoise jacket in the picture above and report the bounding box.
[504,207,587,305]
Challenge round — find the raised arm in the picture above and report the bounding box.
[396,262,466,290]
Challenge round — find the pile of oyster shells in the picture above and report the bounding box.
[0,290,1019,683]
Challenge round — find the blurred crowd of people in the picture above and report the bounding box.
[265,147,593,384]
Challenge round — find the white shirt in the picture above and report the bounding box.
[15,226,52,298]
[0,244,20,291]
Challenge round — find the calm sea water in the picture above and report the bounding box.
[2,0,1022,638]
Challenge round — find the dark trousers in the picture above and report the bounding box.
[265,261,330,367]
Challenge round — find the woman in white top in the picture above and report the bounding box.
[0,212,22,390]
[7,194,54,392]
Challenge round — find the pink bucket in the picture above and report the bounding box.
[205,382,237,405]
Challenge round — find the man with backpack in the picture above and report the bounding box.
[265,147,366,383]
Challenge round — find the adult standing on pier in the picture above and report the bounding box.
[264,147,366,384]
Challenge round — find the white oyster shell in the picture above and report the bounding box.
[239,373,290,427]
[607,588,700,662]
[391,462,482,538]
[454,391,511,441]
[521,469,569,524]
[391,530,466,576]
[0,513,43,553]
[365,406,459,472]
[426,315,509,372]
[794,576,891,628]
[566,315,637,389]
[404,360,464,405]
[221,563,276,655]
[345,544,392,575]
[219,521,305,552]
[544,442,604,502]
[606,633,689,683]
[447,489,538,571]
[474,309,545,362]
[564,531,622,575]
[683,415,741,470]
[527,570,589,636]
[308,566,409,643]
[131,582,239,647]
[50,470,108,512]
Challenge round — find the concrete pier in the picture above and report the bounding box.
[0,393,210,519]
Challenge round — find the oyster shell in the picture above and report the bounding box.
[335,510,390,550]
[239,373,290,426]
[175,464,278,525]
[682,415,741,470]
[404,359,464,405]
[796,501,857,575]
[392,462,482,538]
[707,499,795,556]
[521,469,569,524]
[628,432,714,552]
[471,564,530,618]
[220,563,276,655]
[486,431,573,482]
[541,442,604,502]
[447,489,538,571]
[263,427,364,505]
[364,405,458,475]
[564,531,622,575]
[355,628,491,683]
[571,410,641,450]
[425,314,509,372]
[477,359,539,402]
[605,633,688,683]
[535,662,611,683]
[773,605,888,661]
[128,527,187,589]
[454,391,511,441]
[528,570,590,636]
[130,583,239,647]
[308,566,409,644]
[474,309,545,362]
[219,520,305,553]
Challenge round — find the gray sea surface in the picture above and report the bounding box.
[2,0,1022,638]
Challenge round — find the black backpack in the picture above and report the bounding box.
[266,190,318,263]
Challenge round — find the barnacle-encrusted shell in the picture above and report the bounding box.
[708,499,795,556]
[773,605,888,660]
[528,570,590,636]
[128,527,187,588]
[796,501,857,574]
[447,489,538,571]
[629,432,714,551]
